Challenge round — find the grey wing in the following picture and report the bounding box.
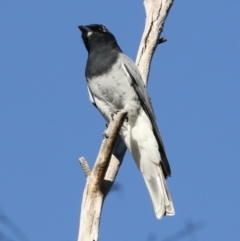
[87,85,97,108]
[121,55,171,177]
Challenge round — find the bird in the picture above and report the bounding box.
[78,24,175,219]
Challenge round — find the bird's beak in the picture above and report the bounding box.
[78,25,91,33]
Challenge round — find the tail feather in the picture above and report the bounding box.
[120,109,175,219]
[142,156,175,219]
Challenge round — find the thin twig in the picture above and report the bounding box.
[158,37,167,44]
[79,157,91,177]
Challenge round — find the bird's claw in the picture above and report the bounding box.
[111,110,128,123]
[111,110,120,120]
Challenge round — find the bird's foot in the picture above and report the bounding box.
[111,110,120,120]
[111,110,128,122]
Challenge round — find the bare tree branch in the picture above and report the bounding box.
[136,0,174,84]
[78,110,127,241]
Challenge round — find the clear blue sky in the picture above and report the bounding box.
[1,1,240,240]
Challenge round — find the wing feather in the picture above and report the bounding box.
[87,85,97,108]
[121,57,171,177]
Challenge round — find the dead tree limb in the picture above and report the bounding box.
[78,110,127,241]
[136,0,174,84]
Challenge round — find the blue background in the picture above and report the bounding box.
[1,1,240,240]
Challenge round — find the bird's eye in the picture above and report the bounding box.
[99,25,107,33]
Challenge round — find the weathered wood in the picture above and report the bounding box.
[136,0,174,84]
[78,110,127,241]
[79,157,91,177]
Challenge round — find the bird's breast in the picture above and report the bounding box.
[88,70,140,122]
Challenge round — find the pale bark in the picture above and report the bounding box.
[78,110,127,241]
[78,1,174,240]
[136,0,174,84]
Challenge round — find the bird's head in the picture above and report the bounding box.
[78,24,121,54]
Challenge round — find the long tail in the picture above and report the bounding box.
[121,109,175,219]
[143,164,175,218]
